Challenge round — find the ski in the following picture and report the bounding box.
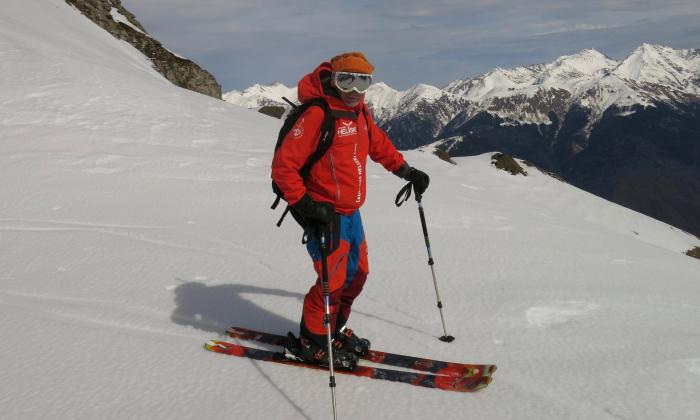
[225,326,496,379]
[204,339,491,393]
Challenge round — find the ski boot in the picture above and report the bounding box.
[334,326,371,357]
[284,332,358,371]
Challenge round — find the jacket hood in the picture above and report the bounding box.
[297,62,366,113]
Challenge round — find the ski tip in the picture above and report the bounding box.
[204,340,227,351]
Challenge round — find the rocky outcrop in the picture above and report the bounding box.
[687,247,700,260]
[65,0,221,99]
[491,153,527,176]
[258,105,286,119]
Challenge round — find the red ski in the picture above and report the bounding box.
[204,339,491,393]
[225,326,496,380]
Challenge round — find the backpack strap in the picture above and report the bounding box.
[299,99,336,179]
[361,106,373,143]
[273,98,349,229]
[299,102,357,176]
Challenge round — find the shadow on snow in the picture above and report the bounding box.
[170,280,302,335]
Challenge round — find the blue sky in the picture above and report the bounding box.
[121,1,700,92]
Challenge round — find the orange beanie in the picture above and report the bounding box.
[330,52,374,74]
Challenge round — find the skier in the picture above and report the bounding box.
[271,51,430,369]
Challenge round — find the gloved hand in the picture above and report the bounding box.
[404,167,430,196]
[292,194,335,226]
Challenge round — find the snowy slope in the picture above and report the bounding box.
[2,1,700,420]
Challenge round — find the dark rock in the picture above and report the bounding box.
[439,111,559,170]
[491,153,527,176]
[561,102,700,238]
[433,148,456,165]
[686,247,700,260]
[258,105,286,119]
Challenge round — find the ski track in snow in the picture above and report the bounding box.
[0,289,203,341]
[0,218,277,269]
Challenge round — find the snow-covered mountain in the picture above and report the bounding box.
[225,44,699,139]
[224,46,700,237]
[224,80,472,147]
[3,1,700,419]
[366,82,474,149]
[444,44,700,127]
[223,82,297,109]
[445,49,620,125]
[438,44,700,238]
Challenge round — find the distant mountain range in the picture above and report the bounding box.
[224,44,700,237]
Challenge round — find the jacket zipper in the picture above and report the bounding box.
[328,152,341,201]
[353,142,362,203]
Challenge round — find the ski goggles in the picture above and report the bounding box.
[332,71,373,94]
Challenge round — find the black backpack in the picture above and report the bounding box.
[271,96,358,227]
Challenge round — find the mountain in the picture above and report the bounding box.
[437,44,700,237]
[2,1,700,419]
[444,49,620,126]
[65,0,221,98]
[223,82,297,109]
[366,83,474,149]
[443,44,700,126]
[223,81,472,147]
[226,45,700,236]
[224,45,699,141]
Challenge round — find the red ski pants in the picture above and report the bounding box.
[301,211,368,340]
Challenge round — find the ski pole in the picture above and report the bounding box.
[319,227,338,420]
[396,182,455,343]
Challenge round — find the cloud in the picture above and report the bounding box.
[120,1,700,91]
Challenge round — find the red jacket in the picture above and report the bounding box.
[271,62,406,215]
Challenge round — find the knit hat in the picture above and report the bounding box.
[330,52,374,74]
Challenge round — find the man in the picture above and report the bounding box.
[271,52,430,368]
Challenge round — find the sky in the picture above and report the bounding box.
[120,1,700,92]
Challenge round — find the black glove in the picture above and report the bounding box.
[292,194,335,226]
[404,167,430,196]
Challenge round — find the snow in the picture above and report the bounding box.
[364,82,403,120]
[614,44,700,93]
[223,79,459,124]
[366,82,440,120]
[444,44,700,125]
[228,45,699,129]
[109,7,145,35]
[2,1,700,419]
[444,49,630,125]
[223,82,298,109]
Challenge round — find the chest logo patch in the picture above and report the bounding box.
[338,121,358,137]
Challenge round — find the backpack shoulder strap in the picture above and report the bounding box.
[361,106,373,143]
[299,98,352,178]
[272,97,345,228]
